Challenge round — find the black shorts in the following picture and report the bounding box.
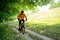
[19,19,24,25]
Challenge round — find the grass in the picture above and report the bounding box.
[26,7,60,40]
[26,22,60,40]
[0,23,25,40]
[6,20,60,40]
[27,7,60,25]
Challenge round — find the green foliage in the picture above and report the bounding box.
[0,0,52,22]
[0,23,25,40]
[26,22,60,40]
[50,1,60,8]
[0,23,15,40]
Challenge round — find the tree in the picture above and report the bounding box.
[0,0,52,22]
[50,1,60,8]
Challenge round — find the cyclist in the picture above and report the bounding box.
[17,10,27,32]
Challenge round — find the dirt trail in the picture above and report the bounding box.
[26,28,54,40]
[13,27,33,40]
[8,23,54,40]
[13,25,54,40]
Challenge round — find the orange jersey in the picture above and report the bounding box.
[17,13,26,20]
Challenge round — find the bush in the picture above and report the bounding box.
[0,23,25,40]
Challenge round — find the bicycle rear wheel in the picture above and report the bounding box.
[22,27,25,34]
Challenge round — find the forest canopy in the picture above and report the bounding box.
[0,0,53,22]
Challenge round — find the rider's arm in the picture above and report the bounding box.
[17,14,20,20]
[24,14,27,21]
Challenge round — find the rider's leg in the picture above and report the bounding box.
[19,20,21,31]
[19,20,21,26]
[22,19,24,27]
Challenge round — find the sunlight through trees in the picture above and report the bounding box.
[0,0,53,22]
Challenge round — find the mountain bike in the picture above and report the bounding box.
[18,20,26,34]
